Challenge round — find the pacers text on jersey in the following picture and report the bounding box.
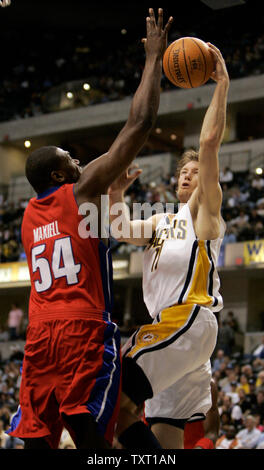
[33,221,60,243]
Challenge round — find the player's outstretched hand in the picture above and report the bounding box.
[0,0,11,7]
[142,8,173,60]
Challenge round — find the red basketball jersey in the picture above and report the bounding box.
[22,184,112,322]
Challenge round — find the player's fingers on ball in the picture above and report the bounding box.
[207,45,220,60]
[207,43,222,55]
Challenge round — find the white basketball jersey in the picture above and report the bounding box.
[143,203,225,319]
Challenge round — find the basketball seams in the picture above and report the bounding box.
[166,44,179,87]
[163,36,212,89]
[190,38,207,86]
[182,38,193,88]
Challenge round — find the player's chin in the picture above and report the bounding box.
[74,167,82,181]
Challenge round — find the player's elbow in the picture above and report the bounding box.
[199,133,220,149]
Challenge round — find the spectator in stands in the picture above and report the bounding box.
[230,208,249,231]
[222,225,237,245]
[220,167,234,187]
[234,415,261,449]
[237,374,250,395]
[216,320,235,356]
[219,411,232,435]
[252,336,264,360]
[5,435,24,449]
[218,395,234,419]
[7,303,23,340]
[251,173,264,192]
[226,381,240,405]
[0,418,7,448]
[226,311,239,334]
[212,349,226,372]
[216,424,238,449]
[251,389,264,424]
[245,378,258,410]
[241,363,255,381]
[256,370,264,391]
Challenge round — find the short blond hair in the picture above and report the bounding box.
[175,149,199,183]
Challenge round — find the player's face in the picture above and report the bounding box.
[177,160,199,202]
[56,148,82,183]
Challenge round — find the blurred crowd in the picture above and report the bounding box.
[212,330,264,450]
[0,23,264,122]
[0,197,27,263]
[1,166,264,261]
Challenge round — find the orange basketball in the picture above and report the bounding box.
[163,37,215,89]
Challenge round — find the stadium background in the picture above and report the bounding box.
[0,0,264,449]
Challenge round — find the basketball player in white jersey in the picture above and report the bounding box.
[109,42,229,449]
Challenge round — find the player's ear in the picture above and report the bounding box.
[51,169,66,184]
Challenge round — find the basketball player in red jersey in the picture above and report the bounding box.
[7,8,173,449]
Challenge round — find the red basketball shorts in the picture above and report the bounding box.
[7,311,121,448]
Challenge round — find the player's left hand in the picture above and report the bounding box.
[207,43,229,85]
[0,0,11,7]
[108,164,142,195]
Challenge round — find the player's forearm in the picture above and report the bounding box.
[127,55,163,132]
[199,79,229,149]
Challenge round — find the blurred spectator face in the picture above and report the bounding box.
[257,371,264,385]
[217,349,225,359]
[239,374,248,385]
[221,411,231,425]
[225,425,236,439]
[248,379,256,391]
[257,390,264,404]
[223,395,232,408]
[245,416,256,430]
[238,388,246,399]
[242,365,253,377]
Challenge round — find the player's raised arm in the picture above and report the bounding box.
[197,44,229,216]
[75,8,173,203]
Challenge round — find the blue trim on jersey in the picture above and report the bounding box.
[98,240,113,314]
[86,317,121,437]
[6,405,22,434]
[37,186,61,199]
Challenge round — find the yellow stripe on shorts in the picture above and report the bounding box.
[126,304,194,359]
